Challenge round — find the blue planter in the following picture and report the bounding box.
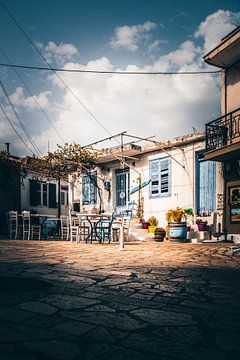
[169,222,187,241]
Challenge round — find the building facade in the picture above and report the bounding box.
[69,132,219,227]
[203,26,240,234]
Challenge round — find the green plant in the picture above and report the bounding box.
[166,207,186,223]
[196,219,208,225]
[184,208,194,216]
[155,227,165,232]
[147,216,158,226]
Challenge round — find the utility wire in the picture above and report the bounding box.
[0,48,66,144]
[0,1,115,138]
[0,62,221,75]
[0,79,42,156]
[0,104,34,155]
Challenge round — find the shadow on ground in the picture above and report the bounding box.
[0,255,240,360]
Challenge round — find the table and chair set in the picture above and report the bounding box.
[6,210,131,244]
[61,212,131,244]
[7,210,59,240]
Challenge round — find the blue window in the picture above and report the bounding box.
[82,173,97,205]
[196,153,216,215]
[149,157,172,198]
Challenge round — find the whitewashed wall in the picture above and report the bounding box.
[21,171,69,216]
[69,139,224,228]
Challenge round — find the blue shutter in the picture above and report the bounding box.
[149,160,160,197]
[196,155,216,215]
[82,176,90,205]
[82,173,97,205]
[149,157,171,198]
[90,173,97,204]
[160,157,171,197]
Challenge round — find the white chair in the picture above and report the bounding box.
[69,212,80,242]
[60,215,70,240]
[78,215,90,242]
[7,211,18,239]
[112,216,130,242]
[21,211,41,240]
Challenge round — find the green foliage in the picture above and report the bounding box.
[166,207,186,223]
[147,216,158,226]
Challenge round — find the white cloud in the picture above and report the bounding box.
[148,39,168,53]
[111,21,158,51]
[37,41,79,65]
[10,87,51,111]
[3,9,239,156]
[195,9,240,52]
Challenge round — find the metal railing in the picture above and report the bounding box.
[206,108,240,152]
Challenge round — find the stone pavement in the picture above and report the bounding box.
[0,240,240,360]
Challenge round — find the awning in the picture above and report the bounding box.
[130,180,151,195]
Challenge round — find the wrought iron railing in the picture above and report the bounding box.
[206,108,240,152]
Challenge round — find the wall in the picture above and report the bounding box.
[221,66,240,115]
[0,160,21,236]
[21,171,69,216]
[69,139,221,229]
[129,141,205,227]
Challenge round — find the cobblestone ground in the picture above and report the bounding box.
[0,240,240,360]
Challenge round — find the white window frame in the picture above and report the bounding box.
[149,157,172,198]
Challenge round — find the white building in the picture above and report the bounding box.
[21,170,69,216]
[69,131,220,227]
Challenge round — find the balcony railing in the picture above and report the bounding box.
[206,108,240,152]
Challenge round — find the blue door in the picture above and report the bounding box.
[115,169,129,209]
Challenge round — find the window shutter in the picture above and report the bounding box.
[196,153,216,215]
[48,183,57,208]
[29,179,39,206]
[149,160,160,197]
[82,176,90,205]
[160,158,171,197]
[90,173,97,204]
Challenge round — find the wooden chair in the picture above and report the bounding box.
[7,211,18,239]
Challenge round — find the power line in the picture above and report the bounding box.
[0,79,42,156]
[0,48,66,144]
[0,104,34,155]
[0,1,116,139]
[0,62,221,75]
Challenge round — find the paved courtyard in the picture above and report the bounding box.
[0,240,240,360]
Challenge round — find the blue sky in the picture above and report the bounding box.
[0,0,239,155]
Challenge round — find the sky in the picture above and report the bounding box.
[0,0,239,156]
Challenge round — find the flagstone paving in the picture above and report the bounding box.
[0,239,240,359]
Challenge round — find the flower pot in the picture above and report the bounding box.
[169,222,187,242]
[197,222,207,231]
[154,231,166,241]
[141,222,149,229]
[148,225,157,233]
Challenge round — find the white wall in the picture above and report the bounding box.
[21,171,69,216]
[70,140,217,227]
[129,141,205,227]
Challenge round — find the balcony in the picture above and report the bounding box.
[205,108,240,161]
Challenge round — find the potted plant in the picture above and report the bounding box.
[154,227,166,241]
[140,219,149,229]
[196,219,208,231]
[184,208,194,231]
[148,216,158,233]
[166,207,187,242]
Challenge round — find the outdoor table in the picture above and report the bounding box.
[75,213,113,243]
